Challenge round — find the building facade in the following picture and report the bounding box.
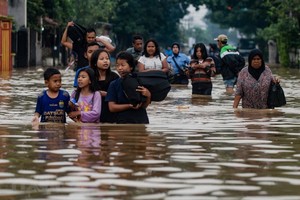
[0,0,13,71]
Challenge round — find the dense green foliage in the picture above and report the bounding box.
[203,0,271,36]
[27,0,116,29]
[27,0,45,30]
[66,0,117,27]
[27,0,205,50]
[26,0,300,66]
[258,0,300,66]
[203,0,300,66]
[111,0,194,50]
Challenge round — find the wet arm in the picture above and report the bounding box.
[138,87,151,108]
[161,58,169,73]
[32,112,40,123]
[233,95,241,108]
[208,60,217,76]
[99,90,107,97]
[138,62,146,72]
[108,101,132,112]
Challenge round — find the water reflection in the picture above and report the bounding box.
[0,67,300,199]
[190,94,212,106]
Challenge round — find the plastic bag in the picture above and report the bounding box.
[267,82,286,108]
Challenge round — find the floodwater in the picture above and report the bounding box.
[0,66,300,200]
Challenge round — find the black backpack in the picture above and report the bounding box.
[210,55,222,74]
[67,23,86,43]
[136,71,171,101]
[121,71,171,104]
[222,49,245,76]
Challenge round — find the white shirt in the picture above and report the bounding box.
[138,53,166,70]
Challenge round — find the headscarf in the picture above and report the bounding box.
[248,49,265,80]
[171,42,180,57]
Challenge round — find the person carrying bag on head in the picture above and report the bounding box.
[167,42,190,85]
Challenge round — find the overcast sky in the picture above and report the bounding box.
[181,5,208,29]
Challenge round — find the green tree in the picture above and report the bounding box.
[27,0,206,51]
[203,0,271,36]
[258,0,300,66]
[27,0,116,29]
[202,0,300,66]
[42,0,75,27]
[27,0,75,30]
[111,0,204,51]
[66,0,117,27]
[27,0,45,30]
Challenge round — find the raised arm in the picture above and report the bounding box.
[95,36,116,53]
[61,21,74,50]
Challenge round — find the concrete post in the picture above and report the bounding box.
[268,40,277,64]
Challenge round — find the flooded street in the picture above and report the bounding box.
[1,66,300,199]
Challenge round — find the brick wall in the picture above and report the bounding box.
[0,0,8,16]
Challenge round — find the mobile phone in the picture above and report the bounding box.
[70,98,79,107]
[205,57,213,62]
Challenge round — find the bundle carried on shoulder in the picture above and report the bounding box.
[121,73,146,107]
[121,71,171,105]
[67,22,86,43]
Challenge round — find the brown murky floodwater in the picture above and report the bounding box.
[0,66,300,200]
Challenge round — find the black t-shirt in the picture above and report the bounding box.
[73,41,88,68]
[97,71,120,123]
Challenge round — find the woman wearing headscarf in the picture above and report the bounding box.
[166,42,190,85]
[233,49,277,109]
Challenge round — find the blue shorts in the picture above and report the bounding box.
[223,77,237,88]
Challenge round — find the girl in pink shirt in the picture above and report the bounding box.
[69,68,101,122]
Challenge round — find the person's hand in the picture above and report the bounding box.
[136,86,151,98]
[129,103,142,110]
[67,21,74,27]
[100,90,107,97]
[272,76,280,83]
[31,116,39,126]
[193,63,200,69]
[185,69,190,76]
[211,66,216,73]
[68,111,81,120]
[32,116,38,123]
